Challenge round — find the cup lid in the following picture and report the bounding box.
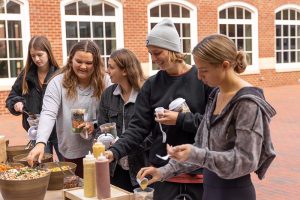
[169,98,186,110]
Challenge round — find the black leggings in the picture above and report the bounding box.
[153,181,203,200]
[203,169,256,200]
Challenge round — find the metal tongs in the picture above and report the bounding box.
[54,161,83,188]
[23,109,37,119]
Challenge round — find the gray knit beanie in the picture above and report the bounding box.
[146,19,182,53]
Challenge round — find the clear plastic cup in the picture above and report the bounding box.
[97,133,115,150]
[133,187,154,200]
[27,114,40,127]
[168,98,190,113]
[99,122,117,138]
[71,109,86,133]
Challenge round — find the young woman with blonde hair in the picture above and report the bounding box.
[27,40,111,177]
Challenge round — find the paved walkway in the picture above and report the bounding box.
[0,85,300,199]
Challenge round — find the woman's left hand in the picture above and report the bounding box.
[155,109,179,125]
[167,144,192,162]
[78,121,94,135]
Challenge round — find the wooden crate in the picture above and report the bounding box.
[63,185,133,200]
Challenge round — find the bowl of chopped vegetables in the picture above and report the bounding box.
[43,162,77,190]
[0,167,50,200]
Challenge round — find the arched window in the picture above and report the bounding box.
[275,5,300,72]
[218,2,259,74]
[148,0,197,75]
[0,0,30,84]
[61,0,124,66]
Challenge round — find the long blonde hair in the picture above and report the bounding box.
[60,40,105,99]
[22,36,59,94]
[192,34,248,74]
[110,48,145,91]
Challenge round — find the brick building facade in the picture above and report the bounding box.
[0,0,300,115]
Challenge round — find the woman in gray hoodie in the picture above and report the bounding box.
[138,34,276,200]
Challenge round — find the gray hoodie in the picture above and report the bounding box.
[160,87,276,181]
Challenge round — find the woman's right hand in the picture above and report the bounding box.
[104,150,114,162]
[14,102,24,113]
[137,166,162,185]
[27,143,45,167]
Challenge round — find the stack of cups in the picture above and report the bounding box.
[169,98,190,113]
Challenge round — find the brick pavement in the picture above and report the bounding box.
[0,84,299,199]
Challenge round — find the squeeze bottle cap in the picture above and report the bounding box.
[97,153,108,161]
[85,151,95,159]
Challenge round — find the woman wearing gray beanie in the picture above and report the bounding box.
[106,19,212,200]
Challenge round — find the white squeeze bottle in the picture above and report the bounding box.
[83,151,96,197]
[96,153,111,199]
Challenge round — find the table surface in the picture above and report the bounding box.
[0,190,63,200]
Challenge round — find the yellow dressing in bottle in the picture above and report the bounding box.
[83,151,96,197]
[93,142,105,159]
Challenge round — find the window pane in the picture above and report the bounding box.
[161,4,169,17]
[151,23,156,30]
[228,24,235,37]
[245,10,251,19]
[298,12,300,20]
[94,40,104,55]
[291,25,295,36]
[182,39,190,53]
[276,52,282,63]
[298,25,300,36]
[150,6,159,17]
[67,40,78,55]
[78,1,90,15]
[245,25,251,37]
[291,38,295,49]
[182,23,190,37]
[184,54,191,65]
[291,51,296,62]
[246,53,252,65]
[219,9,226,19]
[298,38,300,49]
[290,9,295,20]
[0,21,6,38]
[283,38,289,50]
[174,23,180,36]
[105,22,116,38]
[93,22,103,38]
[182,7,190,18]
[228,7,235,19]
[9,40,22,58]
[283,25,288,36]
[171,5,180,17]
[237,24,243,37]
[283,9,288,20]
[10,60,22,77]
[8,21,21,38]
[245,39,252,51]
[0,41,7,58]
[283,52,288,62]
[237,39,244,50]
[298,51,300,62]
[92,3,102,16]
[276,25,281,37]
[7,1,20,14]
[104,4,115,16]
[237,7,243,19]
[79,22,91,38]
[65,3,77,15]
[220,24,226,35]
[276,38,282,50]
[0,61,8,78]
[0,5,4,13]
[276,11,281,20]
[106,40,116,55]
[66,22,78,38]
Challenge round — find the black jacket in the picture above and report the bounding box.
[6,65,58,140]
[110,66,212,168]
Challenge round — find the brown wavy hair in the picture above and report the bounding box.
[109,48,146,91]
[22,36,59,94]
[59,40,106,99]
[192,34,248,74]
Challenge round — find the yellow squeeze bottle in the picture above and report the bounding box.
[83,151,96,197]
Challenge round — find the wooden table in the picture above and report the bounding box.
[0,190,63,200]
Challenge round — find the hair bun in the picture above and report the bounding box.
[234,51,248,73]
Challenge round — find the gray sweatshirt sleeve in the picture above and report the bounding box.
[36,76,62,144]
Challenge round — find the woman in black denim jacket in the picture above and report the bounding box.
[96,48,150,192]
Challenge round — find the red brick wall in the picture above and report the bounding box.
[1,0,300,115]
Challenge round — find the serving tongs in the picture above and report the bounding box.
[54,161,83,188]
[25,140,35,150]
[22,109,37,119]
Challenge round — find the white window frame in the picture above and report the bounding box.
[0,0,30,89]
[275,4,300,72]
[218,2,259,74]
[147,0,198,76]
[60,0,124,65]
